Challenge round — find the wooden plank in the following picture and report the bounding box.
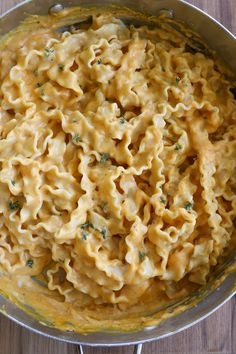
[0,1,235,354]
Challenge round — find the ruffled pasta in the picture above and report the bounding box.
[0,10,236,320]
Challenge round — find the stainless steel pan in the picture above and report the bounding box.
[0,1,236,353]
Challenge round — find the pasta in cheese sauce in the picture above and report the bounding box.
[0,7,236,332]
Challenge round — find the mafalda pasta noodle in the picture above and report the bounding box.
[0,8,235,332]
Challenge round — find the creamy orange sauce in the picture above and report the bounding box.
[0,6,235,333]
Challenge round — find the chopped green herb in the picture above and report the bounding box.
[81,231,88,240]
[101,201,108,213]
[175,76,181,85]
[26,259,34,268]
[120,117,126,124]
[8,200,20,211]
[36,82,43,88]
[172,135,177,142]
[44,47,54,57]
[139,251,146,263]
[97,58,102,65]
[81,222,94,230]
[73,134,82,143]
[11,180,16,186]
[100,227,107,240]
[58,63,65,71]
[33,69,38,77]
[81,223,87,230]
[81,222,107,237]
[184,202,192,211]
[161,66,166,72]
[175,143,182,151]
[72,119,77,123]
[100,153,110,163]
[160,196,166,204]
[40,89,45,96]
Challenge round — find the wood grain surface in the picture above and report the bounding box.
[0,1,235,353]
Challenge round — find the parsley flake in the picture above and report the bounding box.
[58,64,65,71]
[175,76,181,85]
[101,201,108,213]
[160,196,166,204]
[73,134,82,143]
[26,259,34,268]
[100,227,107,240]
[8,200,20,211]
[44,47,54,57]
[40,89,45,96]
[11,180,16,186]
[97,58,102,65]
[80,221,95,239]
[184,202,192,211]
[81,231,88,240]
[36,82,43,88]
[81,223,87,230]
[81,222,94,230]
[120,117,126,124]
[175,143,182,151]
[100,153,110,163]
[139,251,146,263]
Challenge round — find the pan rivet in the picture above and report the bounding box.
[159,8,174,18]
[48,4,64,15]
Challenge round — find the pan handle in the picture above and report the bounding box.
[77,343,143,353]
[78,345,84,354]
[78,344,143,354]
[133,344,143,354]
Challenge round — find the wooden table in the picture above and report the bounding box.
[0,1,235,353]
